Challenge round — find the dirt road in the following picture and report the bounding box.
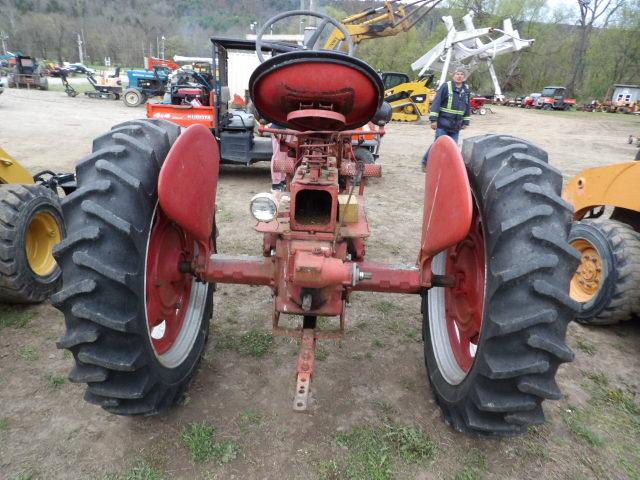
[1,88,639,480]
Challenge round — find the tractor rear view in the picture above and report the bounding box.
[54,11,578,436]
[0,148,73,303]
[564,159,640,324]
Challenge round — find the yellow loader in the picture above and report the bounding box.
[563,156,640,324]
[0,148,73,303]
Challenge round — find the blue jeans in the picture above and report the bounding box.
[421,128,460,166]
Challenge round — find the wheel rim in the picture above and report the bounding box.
[125,91,139,105]
[429,202,486,385]
[25,211,61,276]
[145,205,208,368]
[569,239,603,303]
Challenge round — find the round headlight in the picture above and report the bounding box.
[250,193,277,222]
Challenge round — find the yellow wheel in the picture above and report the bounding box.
[568,219,640,325]
[0,184,65,303]
[570,239,603,303]
[26,210,62,276]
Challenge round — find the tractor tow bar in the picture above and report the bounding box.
[293,322,317,412]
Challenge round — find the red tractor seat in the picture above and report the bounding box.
[249,51,383,131]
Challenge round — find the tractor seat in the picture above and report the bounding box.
[249,51,383,131]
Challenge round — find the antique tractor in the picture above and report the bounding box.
[53,12,578,435]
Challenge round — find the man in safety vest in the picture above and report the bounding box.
[421,69,471,171]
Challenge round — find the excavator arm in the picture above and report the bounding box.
[324,0,441,52]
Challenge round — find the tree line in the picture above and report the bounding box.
[0,0,637,100]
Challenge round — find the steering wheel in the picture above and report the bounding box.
[255,10,355,63]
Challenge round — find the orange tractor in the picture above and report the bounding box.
[53,12,578,435]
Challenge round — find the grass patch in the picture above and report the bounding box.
[0,419,8,431]
[18,346,39,361]
[180,422,239,464]
[44,373,66,390]
[120,461,163,480]
[576,338,597,355]
[238,410,262,433]
[13,473,34,480]
[335,422,436,479]
[453,449,489,480]
[316,346,329,361]
[215,329,273,357]
[563,405,604,447]
[372,339,384,348]
[374,300,394,316]
[0,305,35,330]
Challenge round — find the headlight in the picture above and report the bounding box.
[250,193,277,222]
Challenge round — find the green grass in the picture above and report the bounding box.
[576,338,597,356]
[452,449,489,480]
[238,410,262,433]
[334,422,436,480]
[180,422,238,464]
[0,305,35,330]
[316,346,329,361]
[13,473,34,480]
[372,339,384,348]
[0,419,8,431]
[563,405,604,447]
[18,346,38,361]
[124,461,163,480]
[44,373,66,390]
[374,300,394,316]
[47,83,95,93]
[214,329,273,357]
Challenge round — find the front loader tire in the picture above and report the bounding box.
[0,184,65,303]
[423,135,580,435]
[53,119,214,415]
[569,219,640,325]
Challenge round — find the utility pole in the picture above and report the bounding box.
[77,33,84,64]
[161,36,165,60]
[0,31,8,55]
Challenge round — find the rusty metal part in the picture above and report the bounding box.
[293,327,316,411]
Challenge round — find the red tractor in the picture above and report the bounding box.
[53,12,579,435]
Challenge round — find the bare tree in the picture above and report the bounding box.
[565,0,626,96]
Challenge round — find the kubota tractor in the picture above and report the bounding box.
[53,12,578,435]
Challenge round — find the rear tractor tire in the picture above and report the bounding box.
[422,134,580,435]
[568,219,640,325]
[0,184,65,303]
[52,119,214,415]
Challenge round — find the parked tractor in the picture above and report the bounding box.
[536,86,576,111]
[564,158,640,324]
[0,148,73,303]
[54,12,578,435]
[123,59,175,107]
[7,55,48,90]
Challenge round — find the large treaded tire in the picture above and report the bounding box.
[52,119,214,415]
[422,134,580,436]
[569,219,640,325]
[0,184,65,303]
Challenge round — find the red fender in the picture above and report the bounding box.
[158,124,220,243]
[420,136,472,260]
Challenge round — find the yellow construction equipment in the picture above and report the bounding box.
[324,0,441,52]
[0,147,71,303]
[383,73,436,121]
[563,159,640,325]
[322,1,441,122]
